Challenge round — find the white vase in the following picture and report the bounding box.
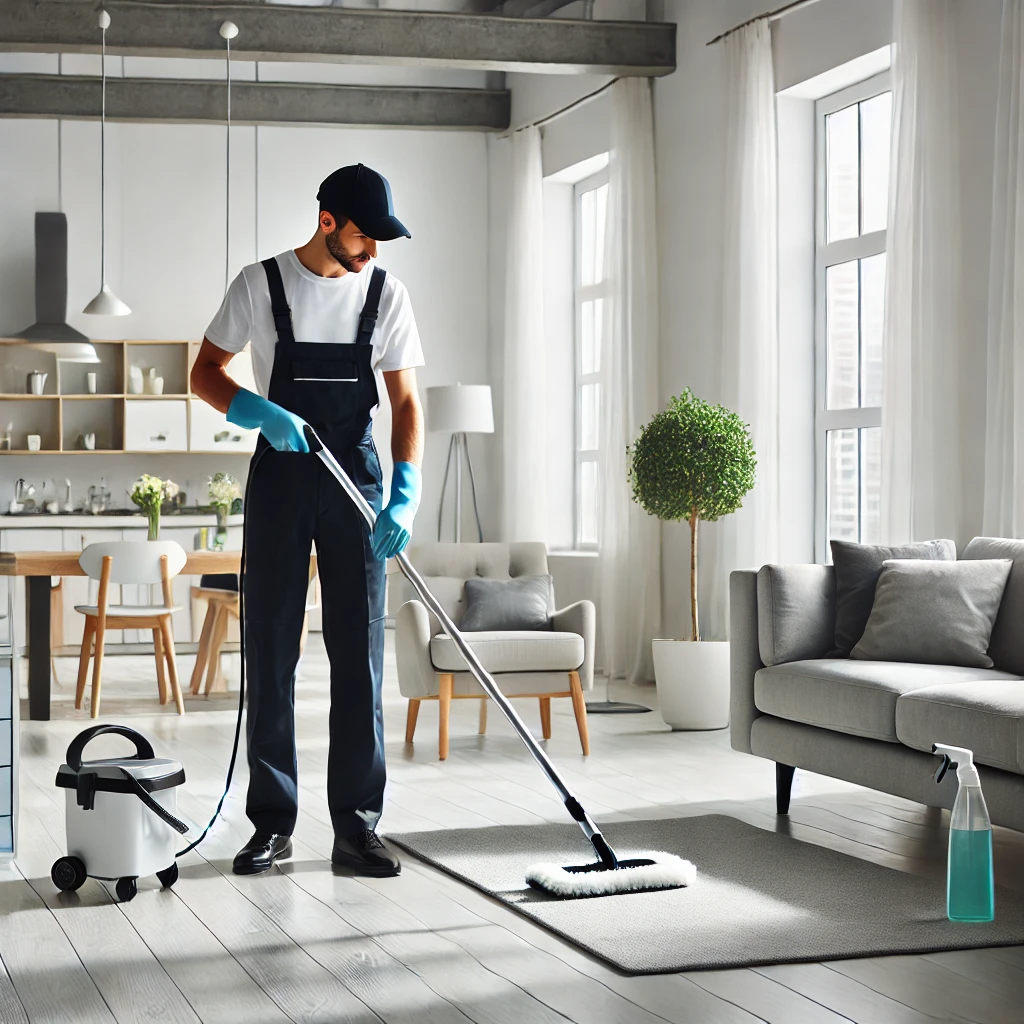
[652,639,730,731]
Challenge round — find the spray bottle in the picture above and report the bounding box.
[932,743,994,922]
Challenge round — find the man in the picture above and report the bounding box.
[191,163,423,877]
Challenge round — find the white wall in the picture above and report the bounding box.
[0,58,494,542]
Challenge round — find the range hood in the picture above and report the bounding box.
[5,213,98,362]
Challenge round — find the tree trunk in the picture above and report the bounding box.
[689,509,699,642]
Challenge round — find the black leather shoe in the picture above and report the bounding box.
[232,831,292,875]
[332,829,401,877]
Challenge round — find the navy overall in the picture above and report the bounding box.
[242,255,388,839]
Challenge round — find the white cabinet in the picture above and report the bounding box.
[125,399,188,452]
[0,528,63,653]
[189,400,258,453]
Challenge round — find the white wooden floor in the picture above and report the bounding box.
[5,634,1024,1024]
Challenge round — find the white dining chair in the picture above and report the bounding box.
[74,541,187,718]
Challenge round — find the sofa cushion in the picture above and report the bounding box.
[851,558,1012,668]
[430,631,584,674]
[756,564,835,666]
[896,679,1024,774]
[460,575,553,632]
[962,537,1024,675]
[754,660,1019,743]
[828,538,956,657]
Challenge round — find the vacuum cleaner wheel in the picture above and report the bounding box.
[51,856,87,893]
[115,877,138,903]
[156,863,179,889]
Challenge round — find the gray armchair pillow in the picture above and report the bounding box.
[851,558,1012,668]
[829,538,956,656]
[460,575,553,632]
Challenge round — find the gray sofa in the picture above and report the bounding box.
[730,537,1024,831]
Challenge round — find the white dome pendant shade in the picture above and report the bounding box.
[83,10,130,318]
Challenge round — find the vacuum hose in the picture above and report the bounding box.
[303,424,619,871]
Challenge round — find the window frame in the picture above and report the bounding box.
[573,166,610,551]
[814,70,891,563]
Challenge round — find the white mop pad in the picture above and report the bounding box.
[526,852,697,898]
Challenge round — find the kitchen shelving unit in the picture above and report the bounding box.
[0,340,257,455]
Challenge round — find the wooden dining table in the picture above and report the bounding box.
[1,549,243,721]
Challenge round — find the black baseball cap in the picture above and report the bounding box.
[316,163,411,242]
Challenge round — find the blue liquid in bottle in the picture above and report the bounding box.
[947,827,994,922]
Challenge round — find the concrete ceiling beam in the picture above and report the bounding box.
[0,73,511,130]
[0,1,675,76]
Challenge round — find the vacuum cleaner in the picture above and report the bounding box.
[50,427,694,902]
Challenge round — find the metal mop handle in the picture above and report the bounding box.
[303,426,618,869]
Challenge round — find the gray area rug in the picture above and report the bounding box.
[387,814,1024,973]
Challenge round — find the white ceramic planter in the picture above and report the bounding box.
[652,639,730,731]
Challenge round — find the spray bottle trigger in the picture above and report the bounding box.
[934,753,957,784]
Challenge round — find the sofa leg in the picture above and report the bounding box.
[776,763,796,815]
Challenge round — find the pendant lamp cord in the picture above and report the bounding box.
[225,33,231,295]
[99,21,107,288]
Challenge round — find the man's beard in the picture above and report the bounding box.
[326,229,371,272]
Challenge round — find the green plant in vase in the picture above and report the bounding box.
[131,474,179,541]
[208,472,241,549]
[629,388,756,642]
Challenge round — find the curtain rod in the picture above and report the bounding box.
[706,0,822,46]
[495,77,618,139]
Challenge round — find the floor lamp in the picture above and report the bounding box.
[428,384,494,542]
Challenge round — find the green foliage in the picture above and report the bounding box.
[629,389,757,524]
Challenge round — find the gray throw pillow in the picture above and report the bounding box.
[851,559,1012,668]
[829,538,956,657]
[460,575,553,632]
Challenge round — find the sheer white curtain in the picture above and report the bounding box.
[881,0,962,544]
[708,18,781,639]
[597,78,662,684]
[983,0,1024,537]
[502,126,548,542]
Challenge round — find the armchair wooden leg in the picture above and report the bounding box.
[539,697,552,740]
[190,602,216,695]
[478,698,488,735]
[438,674,454,761]
[161,618,185,716]
[153,628,169,705]
[405,699,421,743]
[89,619,107,719]
[75,619,94,711]
[568,671,590,756]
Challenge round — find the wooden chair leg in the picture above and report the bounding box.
[190,602,217,695]
[568,671,590,756]
[299,612,310,658]
[405,699,421,743]
[539,697,552,740]
[89,619,107,719]
[160,618,185,715]
[75,618,94,711]
[153,628,169,705]
[438,674,454,761]
[204,605,229,697]
[478,698,488,735]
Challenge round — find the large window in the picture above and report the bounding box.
[574,168,609,549]
[815,74,891,559]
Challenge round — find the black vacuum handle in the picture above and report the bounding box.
[66,725,156,773]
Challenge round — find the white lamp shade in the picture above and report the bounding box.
[30,340,100,363]
[83,284,131,317]
[427,384,494,434]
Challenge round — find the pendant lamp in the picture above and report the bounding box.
[83,9,131,317]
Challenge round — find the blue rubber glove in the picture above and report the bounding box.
[227,388,308,453]
[372,462,421,560]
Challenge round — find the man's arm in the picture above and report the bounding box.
[191,337,242,413]
[383,368,423,466]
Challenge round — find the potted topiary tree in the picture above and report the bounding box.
[629,388,756,730]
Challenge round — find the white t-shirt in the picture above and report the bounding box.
[205,249,424,402]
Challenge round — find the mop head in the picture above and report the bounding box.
[525,852,696,899]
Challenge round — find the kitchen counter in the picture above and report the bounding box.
[1,513,244,528]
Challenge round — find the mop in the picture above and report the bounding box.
[304,425,696,899]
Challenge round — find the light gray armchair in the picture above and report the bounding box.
[391,542,595,760]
